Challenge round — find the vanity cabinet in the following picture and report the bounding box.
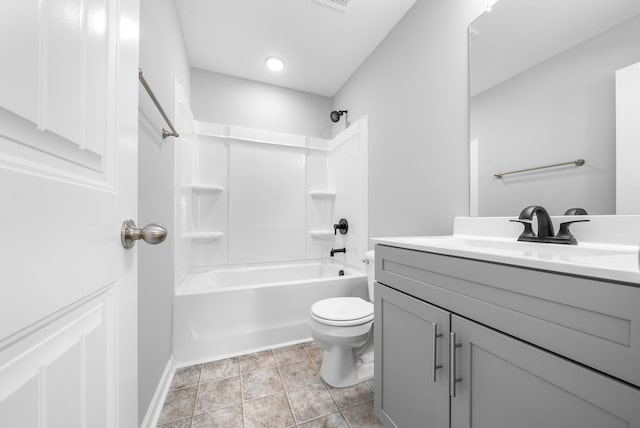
[374,244,640,428]
[374,284,450,427]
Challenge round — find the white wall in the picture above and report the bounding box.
[191,69,333,139]
[332,0,487,240]
[138,0,191,422]
[471,14,640,217]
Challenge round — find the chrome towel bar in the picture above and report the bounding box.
[138,68,179,139]
[495,159,585,179]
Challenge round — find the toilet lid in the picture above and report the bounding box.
[311,297,374,327]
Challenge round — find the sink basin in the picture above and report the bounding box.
[399,236,635,258]
[372,234,640,283]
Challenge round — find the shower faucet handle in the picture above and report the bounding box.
[333,218,349,235]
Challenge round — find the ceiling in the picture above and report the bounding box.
[175,0,417,97]
[469,0,640,96]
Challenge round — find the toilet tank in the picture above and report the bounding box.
[364,250,375,301]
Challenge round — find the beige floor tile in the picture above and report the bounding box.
[287,381,338,424]
[306,347,323,370]
[273,345,308,366]
[157,416,191,428]
[341,400,383,428]
[242,367,284,401]
[194,377,241,415]
[157,346,380,428]
[302,341,322,352]
[326,382,373,410]
[158,386,197,424]
[273,343,305,353]
[240,350,276,373]
[365,380,374,392]
[279,359,321,391]
[200,357,239,383]
[170,365,201,390]
[297,412,349,428]
[243,392,295,428]
[191,404,243,428]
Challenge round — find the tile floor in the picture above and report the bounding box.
[157,342,383,427]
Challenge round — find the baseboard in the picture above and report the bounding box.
[174,336,313,369]
[140,354,175,428]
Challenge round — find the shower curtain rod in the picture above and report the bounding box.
[138,68,179,139]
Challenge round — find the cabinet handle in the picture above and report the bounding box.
[432,323,443,382]
[449,332,463,397]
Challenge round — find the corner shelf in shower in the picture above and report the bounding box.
[183,232,224,242]
[187,184,224,193]
[309,230,334,240]
[309,190,336,199]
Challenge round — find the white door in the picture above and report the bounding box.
[0,0,139,427]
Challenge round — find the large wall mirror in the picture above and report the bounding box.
[469,0,640,217]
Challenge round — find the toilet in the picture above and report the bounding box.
[309,251,375,388]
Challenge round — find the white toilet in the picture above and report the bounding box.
[309,251,375,388]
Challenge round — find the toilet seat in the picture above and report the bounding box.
[310,297,374,327]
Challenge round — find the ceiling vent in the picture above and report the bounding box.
[315,0,351,12]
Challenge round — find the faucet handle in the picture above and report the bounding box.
[564,208,589,215]
[333,218,349,235]
[510,219,535,239]
[556,219,590,244]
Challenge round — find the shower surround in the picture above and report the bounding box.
[173,113,369,365]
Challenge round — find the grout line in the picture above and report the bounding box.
[342,409,353,428]
[189,363,202,423]
[298,409,345,426]
[239,357,246,428]
[187,364,204,428]
[274,348,298,427]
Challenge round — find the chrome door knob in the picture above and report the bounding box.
[121,219,167,249]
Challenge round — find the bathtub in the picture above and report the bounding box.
[172,259,368,365]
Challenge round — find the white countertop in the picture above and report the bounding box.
[372,216,640,284]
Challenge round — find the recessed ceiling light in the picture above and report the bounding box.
[265,57,285,72]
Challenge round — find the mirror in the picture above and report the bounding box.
[469,0,640,217]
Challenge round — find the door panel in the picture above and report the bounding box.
[0,0,139,426]
[0,289,116,427]
[375,283,450,428]
[0,0,117,340]
[451,315,640,428]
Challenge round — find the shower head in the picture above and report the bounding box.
[330,110,348,123]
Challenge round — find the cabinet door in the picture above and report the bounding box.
[451,315,640,428]
[374,283,450,428]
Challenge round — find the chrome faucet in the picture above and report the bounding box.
[330,248,346,257]
[510,205,589,245]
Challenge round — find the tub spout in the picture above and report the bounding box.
[330,248,346,257]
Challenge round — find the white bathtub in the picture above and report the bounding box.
[173,259,368,365]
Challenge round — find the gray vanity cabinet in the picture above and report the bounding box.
[374,244,640,428]
[374,284,450,428]
[450,315,640,428]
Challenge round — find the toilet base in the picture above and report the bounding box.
[319,342,374,388]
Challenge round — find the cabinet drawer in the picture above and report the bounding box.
[376,244,640,387]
